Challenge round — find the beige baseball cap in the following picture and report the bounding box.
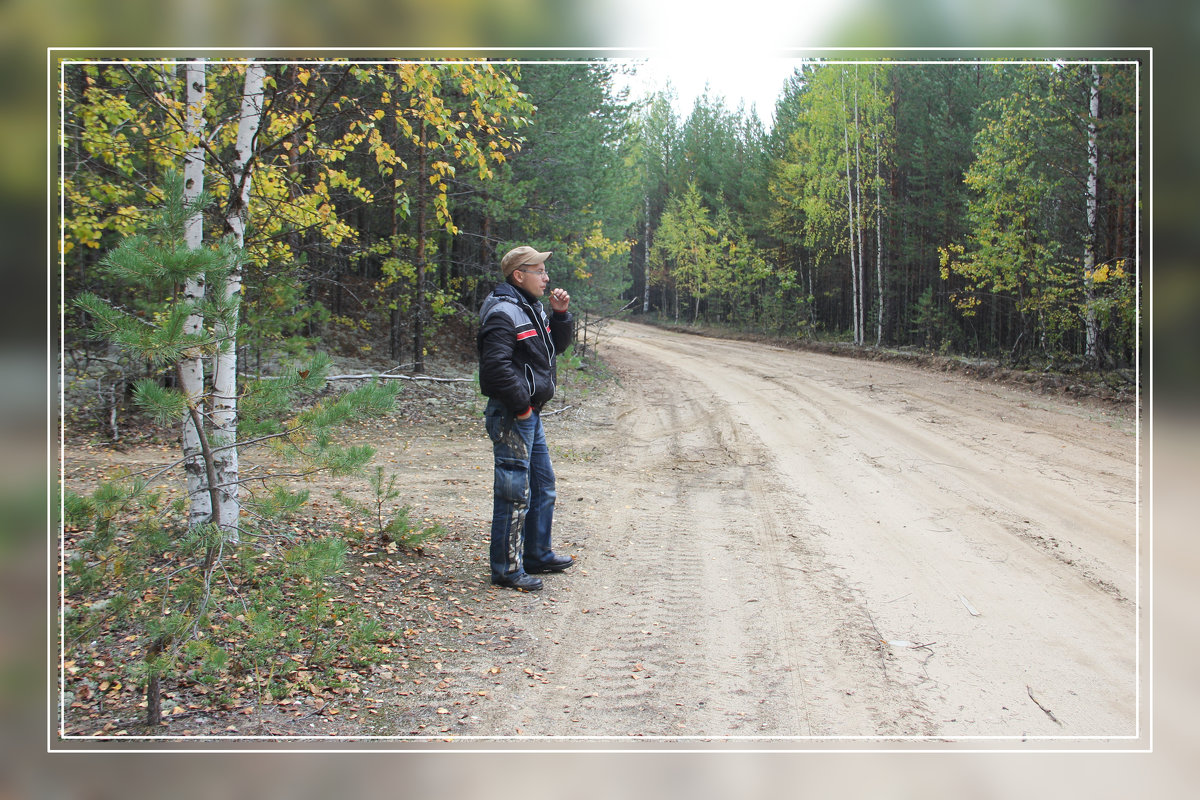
[500,245,552,278]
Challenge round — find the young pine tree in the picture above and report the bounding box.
[70,171,400,727]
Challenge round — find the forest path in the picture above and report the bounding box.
[468,320,1141,741]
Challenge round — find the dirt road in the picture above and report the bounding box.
[466,320,1141,741]
[60,320,1142,744]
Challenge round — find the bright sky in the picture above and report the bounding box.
[599,0,849,127]
[617,56,803,127]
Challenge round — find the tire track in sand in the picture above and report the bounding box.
[498,342,927,738]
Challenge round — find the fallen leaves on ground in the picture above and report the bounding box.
[59,380,558,740]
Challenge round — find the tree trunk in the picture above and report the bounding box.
[873,67,885,347]
[213,60,266,543]
[807,255,815,330]
[643,194,651,314]
[413,122,428,373]
[180,58,211,529]
[841,71,859,345]
[1084,65,1100,366]
[385,89,403,362]
[144,638,164,727]
[853,67,866,346]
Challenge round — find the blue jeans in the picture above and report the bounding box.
[485,398,557,580]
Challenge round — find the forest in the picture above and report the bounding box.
[62,58,1140,377]
[58,57,1141,730]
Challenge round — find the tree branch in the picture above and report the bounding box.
[323,372,473,383]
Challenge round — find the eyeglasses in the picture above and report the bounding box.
[517,267,550,278]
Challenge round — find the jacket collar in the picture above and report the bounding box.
[495,281,540,307]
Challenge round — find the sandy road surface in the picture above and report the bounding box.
[472,320,1141,741]
[59,320,1143,744]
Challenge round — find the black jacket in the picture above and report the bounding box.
[477,282,574,414]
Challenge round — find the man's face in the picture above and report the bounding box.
[513,263,550,299]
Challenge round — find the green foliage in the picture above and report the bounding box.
[62,59,536,373]
[648,180,776,327]
[761,60,1137,363]
[650,183,717,321]
[939,63,1137,363]
[268,484,311,517]
[236,351,334,438]
[64,162,412,727]
[74,171,240,370]
[241,271,331,360]
[284,535,348,581]
[334,466,446,550]
[64,474,393,715]
[909,286,957,352]
[496,63,636,311]
[1085,259,1137,356]
[131,379,190,425]
[62,58,1139,390]
[557,344,585,374]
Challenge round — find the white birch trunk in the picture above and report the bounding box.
[853,69,865,346]
[180,58,211,528]
[643,194,651,314]
[873,67,885,348]
[809,262,815,328]
[1084,65,1100,365]
[212,61,266,542]
[841,71,859,346]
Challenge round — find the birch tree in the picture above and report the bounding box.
[209,62,265,541]
[180,58,210,528]
[872,67,887,346]
[651,183,720,323]
[852,68,866,346]
[1083,64,1100,365]
[839,70,859,343]
[939,62,1127,364]
[643,194,651,313]
[630,91,680,316]
[71,170,404,724]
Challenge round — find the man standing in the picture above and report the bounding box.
[478,245,576,591]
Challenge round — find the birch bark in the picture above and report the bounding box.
[873,67,885,347]
[1084,65,1100,365]
[413,121,428,373]
[840,71,859,346]
[212,61,266,541]
[180,58,211,528]
[853,67,865,346]
[643,195,651,314]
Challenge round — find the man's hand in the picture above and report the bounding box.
[549,287,570,313]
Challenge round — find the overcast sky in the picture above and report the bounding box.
[615,56,802,127]
[596,0,847,127]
